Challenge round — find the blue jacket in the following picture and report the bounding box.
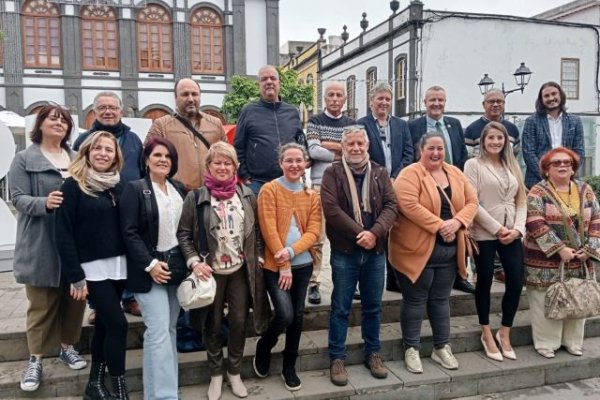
[522,111,584,188]
[408,115,468,170]
[73,120,143,184]
[357,114,414,178]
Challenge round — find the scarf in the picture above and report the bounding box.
[204,172,238,200]
[91,120,126,140]
[341,152,371,226]
[86,169,120,193]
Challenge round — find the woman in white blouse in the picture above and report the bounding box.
[464,121,527,362]
[120,137,187,400]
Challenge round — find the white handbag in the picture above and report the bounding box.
[177,273,216,311]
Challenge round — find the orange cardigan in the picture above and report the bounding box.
[388,162,478,283]
[257,180,322,272]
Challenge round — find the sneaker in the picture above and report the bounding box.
[353,287,361,300]
[253,338,270,378]
[307,285,321,305]
[281,367,302,391]
[364,353,388,379]
[431,344,459,370]
[330,359,348,386]
[404,347,423,374]
[20,355,42,392]
[59,345,87,370]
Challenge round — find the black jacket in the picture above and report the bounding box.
[408,116,468,170]
[120,176,187,293]
[233,99,304,181]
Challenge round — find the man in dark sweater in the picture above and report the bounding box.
[305,81,355,304]
[234,65,304,196]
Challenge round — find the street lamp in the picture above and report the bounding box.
[477,62,533,96]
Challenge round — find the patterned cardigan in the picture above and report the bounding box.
[524,179,600,288]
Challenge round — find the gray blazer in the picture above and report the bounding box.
[8,144,73,287]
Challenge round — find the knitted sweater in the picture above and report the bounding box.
[257,180,322,272]
[306,113,355,184]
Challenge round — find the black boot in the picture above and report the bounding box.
[281,354,301,391]
[84,362,113,400]
[109,375,129,400]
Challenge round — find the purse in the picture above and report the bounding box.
[436,183,479,256]
[544,260,600,320]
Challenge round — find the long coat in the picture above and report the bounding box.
[8,144,73,287]
[177,184,271,335]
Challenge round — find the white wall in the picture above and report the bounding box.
[24,89,65,110]
[546,7,600,25]
[245,0,268,75]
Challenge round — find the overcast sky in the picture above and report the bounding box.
[280,0,573,45]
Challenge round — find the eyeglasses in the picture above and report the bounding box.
[549,159,573,167]
[485,99,505,105]
[95,105,121,112]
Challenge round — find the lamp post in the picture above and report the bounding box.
[477,62,533,96]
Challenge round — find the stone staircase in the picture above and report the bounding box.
[1,283,600,399]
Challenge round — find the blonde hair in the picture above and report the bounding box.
[205,141,239,170]
[479,121,526,206]
[69,131,124,196]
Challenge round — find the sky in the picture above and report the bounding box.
[280,0,574,46]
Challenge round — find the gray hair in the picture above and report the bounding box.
[424,85,446,100]
[483,88,505,102]
[419,131,445,150]
[369,82,393,101]
[258,64,279,80]
[341,125,369,143]
[279,142,308,162]
[93,92,123,110]
[325,81,346,96]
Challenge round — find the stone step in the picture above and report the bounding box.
[0,283,526,363]
[0,310,598,398]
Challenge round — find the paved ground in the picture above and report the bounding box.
[455,377,600,399]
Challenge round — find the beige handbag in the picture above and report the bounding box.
[177,273,216,311]
[544,260,600,320]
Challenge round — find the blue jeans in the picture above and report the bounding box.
[247,180,266,197]
[135,283,180,400]
[259,264,312,366]
[329,249,385,360]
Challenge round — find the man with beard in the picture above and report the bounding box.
[146,78,226,190]
[522,81,584,188]
[234,65,304,196]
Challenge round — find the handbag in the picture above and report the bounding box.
[436,183,479,256]
[544,260,600,320]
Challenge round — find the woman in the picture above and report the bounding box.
[8,104,87,393]
[55,130,129,400]
[120,137,187,400]
[389,132,478,374]
[464,121,527,361]
[524,147,600,358]
[253,143,321,391]
[177,141,270,400]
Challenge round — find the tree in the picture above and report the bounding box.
[221,68,313,124]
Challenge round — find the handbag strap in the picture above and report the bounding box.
[193,189,210,256]
[175,114,211,150]
[139,179,156,252]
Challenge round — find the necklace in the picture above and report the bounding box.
[549,180,578,216]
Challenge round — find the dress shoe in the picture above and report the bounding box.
[453,278,476,294]
[565,346,583,356]
[307,285,321,305]
[536,348,555,358]
[495,331,516,360]
[481,335,503,361]
[122,299,142,316]
[227,372,248,398]
[207,375,222,400]
[353,287,361,300]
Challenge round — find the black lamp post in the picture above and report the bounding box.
[478,62,533,96]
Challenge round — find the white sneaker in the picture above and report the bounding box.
[431,344,459,370]
[404,348,423,374]
[227,372,248,398]
[20,355,42,391]
[207,375,223,400]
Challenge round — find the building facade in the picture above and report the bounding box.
[0,0,280,126]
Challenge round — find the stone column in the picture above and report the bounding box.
[173,8,191,80]
[60,5,82,119]
[1,1,24,114]
[223,0,234,82]
[408,0,423,119]
[119,8,139,115]
[265,0,279,66]
[232,0,246,75]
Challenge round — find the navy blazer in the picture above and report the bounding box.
[357,114,414,178]
[408,115,468,170]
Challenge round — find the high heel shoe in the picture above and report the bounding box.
[495,331,517,360]
[481,335,503,361]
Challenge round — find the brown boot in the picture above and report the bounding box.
[329,359,347,386]
[365,353,388,379]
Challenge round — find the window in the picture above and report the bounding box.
[306,74,314,86]
[191,7,224,74]
[366,67,377,96]
[561,58,579,99]
[81,5,119,70]
[22,0,61,68]
[346,75,357,120]
[395,56,407,100]
[137,4,173,72]
[143,108,170,121]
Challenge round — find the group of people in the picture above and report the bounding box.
[7,61,599,400]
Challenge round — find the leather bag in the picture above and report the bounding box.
[177,273,216,311]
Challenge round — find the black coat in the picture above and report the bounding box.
[120,176,187,293]
[408,116,468,171]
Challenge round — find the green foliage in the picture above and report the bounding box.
[221,67,314,124]
[583,175,600,199]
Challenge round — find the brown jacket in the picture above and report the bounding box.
[176,185,271,335]
[146,112,226,190]
[388,162,478,283]
[321,161,398,254]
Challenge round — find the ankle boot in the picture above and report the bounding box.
[84,362,113,400]
[226,372,248,398]
[109,375,129,400]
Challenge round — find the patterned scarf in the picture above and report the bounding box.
[341,152,371,226]
[204,172,237,200]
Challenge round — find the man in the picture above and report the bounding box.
[522,81,584,188]
[305,81,355,305]
[408,85,474,294]
[321,125,398,387]
[74,92,144,317]
[234,65,304,196]
[146,78,226,190]
[465,89,521,158]
[358,82,413,293]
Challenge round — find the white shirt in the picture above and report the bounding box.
[152,181,184,252]
[548,113,563,149]
[82,255,127,281]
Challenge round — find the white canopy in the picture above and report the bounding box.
[0,110,26,131]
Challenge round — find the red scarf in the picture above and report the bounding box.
[204,172,238,200]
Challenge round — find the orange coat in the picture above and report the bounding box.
[388,162,478,283]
